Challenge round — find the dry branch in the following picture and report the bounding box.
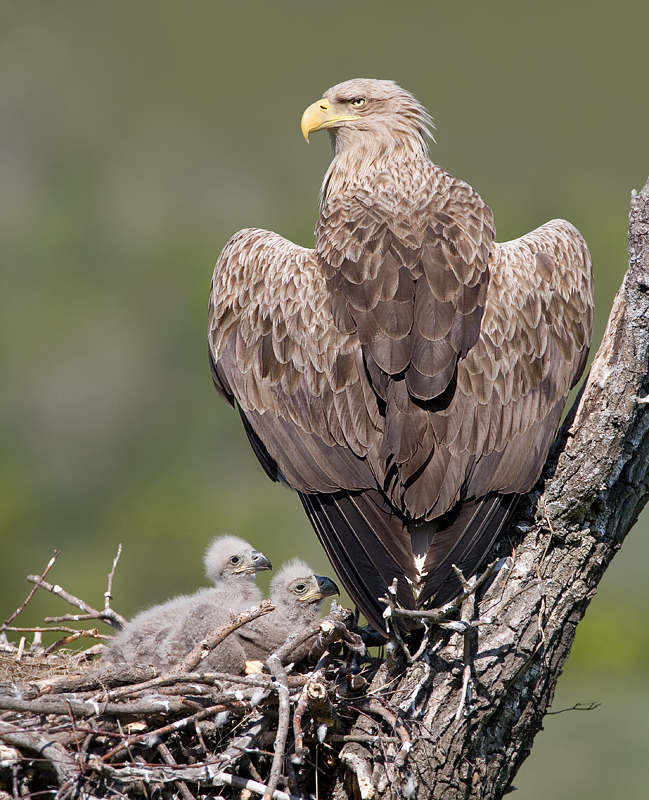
[1,551,60,633]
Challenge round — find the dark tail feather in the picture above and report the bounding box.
[418,493,519,607]
[299,489,416,634]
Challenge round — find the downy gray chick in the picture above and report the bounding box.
[213,558,339,671]
[102,535,271,669]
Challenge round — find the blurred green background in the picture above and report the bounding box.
[1,1,648,796]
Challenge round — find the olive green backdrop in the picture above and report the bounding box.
[1,2,648,797]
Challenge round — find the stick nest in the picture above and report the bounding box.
[0,550,409,800]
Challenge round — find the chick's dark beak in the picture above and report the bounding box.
[315,575,340,599]
[252,551,272,572]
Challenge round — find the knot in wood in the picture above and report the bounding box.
[306,677,334,725]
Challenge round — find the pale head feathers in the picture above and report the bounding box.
[203,534,271,585]
[321,78,435,155]
[269,558,339,611]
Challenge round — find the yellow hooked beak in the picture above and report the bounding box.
[301,98,361,142]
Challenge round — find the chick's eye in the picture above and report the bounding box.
[294,583,307,594]
[230,556,241,565]
[350,97,365,108]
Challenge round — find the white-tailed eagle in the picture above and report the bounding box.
[208,79,594,632]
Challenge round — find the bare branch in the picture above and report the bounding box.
[263,654,291,800]
[1,551,60,632]
[26,574,99,614]
[104,544,122,612]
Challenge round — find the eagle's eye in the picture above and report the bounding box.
[350,98,366,108]
[229,556,241,565]
[293,582,307,594]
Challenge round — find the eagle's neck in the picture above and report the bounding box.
[316,136,439,261]
[319,133,430,211]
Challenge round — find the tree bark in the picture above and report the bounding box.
[332,177,649,800]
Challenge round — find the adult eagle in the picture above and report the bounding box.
[208,79,594,632]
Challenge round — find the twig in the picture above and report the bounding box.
[193,718,207,755]
[330,734,399,744]
[285,749,299,797]
[351,698,411,768]
[29,664,157,696]
[271,613,362,667]
[380,560,498,625]
[173,600,275,673]
[96,668,304,702]
[293,682,311,763]
[43,628,110,655]
[12,761,22,799]
[3,625,109,635]
[157,741,196,800]
[547,702,601,715]
[104,545,122,614]
[271,618,332,665]
[264,654,291,800]
[13,550,127,632]
[217,713,268,771]
[91,759,306,800]
[25,574,124,631]
[0,687,265,720]
[208,769,306,800]
[0,694,190,718]
[1,552,60,632]
[100,701,250,762]
[96,666,307,705]
[45,613,116,625]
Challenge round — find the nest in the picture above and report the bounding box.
[0,550,417,800]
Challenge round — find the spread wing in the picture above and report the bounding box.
[208,216,593,629]
[208,228,382,494]
[419,219,594,604]
[208,169,497,629]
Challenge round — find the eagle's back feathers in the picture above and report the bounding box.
[208,80,594,631]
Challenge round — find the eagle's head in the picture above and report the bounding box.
[301,78,434,154]
[203,534,272,584]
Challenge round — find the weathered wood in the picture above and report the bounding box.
[332,177,649,800]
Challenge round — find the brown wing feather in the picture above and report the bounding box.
[420,220,594,588]
[432,219,593,468]
[208,228,383,495]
